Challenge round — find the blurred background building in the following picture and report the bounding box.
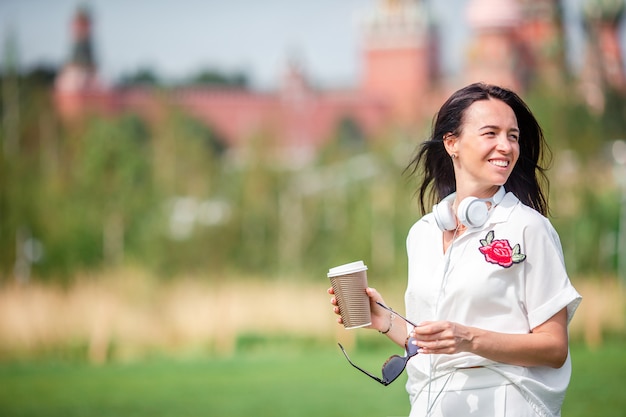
[52,0,626,160]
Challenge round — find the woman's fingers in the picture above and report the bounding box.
[328,287,340,315]
[409,321,464,354]
[365,287,380,300]
[365,287,386,309]
[330,295,341,317]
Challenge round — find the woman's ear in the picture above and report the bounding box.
[443,133,457,158]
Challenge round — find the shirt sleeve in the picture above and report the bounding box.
[522,214,582,329]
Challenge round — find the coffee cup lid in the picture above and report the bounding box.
[327,260,367,277]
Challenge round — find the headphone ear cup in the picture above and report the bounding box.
[457,197,489,228]
[433,200,457,231]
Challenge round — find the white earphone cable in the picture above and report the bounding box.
[426,224,460,415]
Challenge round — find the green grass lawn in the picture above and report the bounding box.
[0,340,623,417]
[563,340,626,417]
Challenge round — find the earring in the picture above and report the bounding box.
[450,154,457,159]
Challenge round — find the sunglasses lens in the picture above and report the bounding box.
[381,355,408,383]
[406,336,419,356]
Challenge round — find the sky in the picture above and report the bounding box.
[0,0,616,90]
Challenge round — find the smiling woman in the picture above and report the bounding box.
[329,83,582,417]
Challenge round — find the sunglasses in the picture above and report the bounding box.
[338,302,419,386]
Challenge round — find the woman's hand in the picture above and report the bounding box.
[409,308,569,368]
[327,286,392,333]
[409,320,473,355]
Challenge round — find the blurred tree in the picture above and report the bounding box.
[117,67,161,87]
[336,116,365,150]
[142,109,230,276]
[185,69,248,88]
[23,65,57,87]
[35,114,158,276]
[601,88,626,140]
[0,41,56,281]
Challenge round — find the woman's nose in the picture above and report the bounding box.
[496,133,513,152]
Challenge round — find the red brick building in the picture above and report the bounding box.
[54,1,440,156]
[54,0,625,154]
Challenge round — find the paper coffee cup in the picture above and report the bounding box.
[328,260,371,329]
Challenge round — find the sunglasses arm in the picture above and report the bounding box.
[338,343,389,386]
[375,301,418,328]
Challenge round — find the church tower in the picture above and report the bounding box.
[54,5,104,122]
[360,0,439,127]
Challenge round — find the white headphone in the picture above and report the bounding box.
[433,186,506,231]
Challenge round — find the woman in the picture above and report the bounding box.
[329,83,581,416]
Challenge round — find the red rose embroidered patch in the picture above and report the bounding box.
[479,230,526,268]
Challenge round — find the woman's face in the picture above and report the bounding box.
[445,98,520,194]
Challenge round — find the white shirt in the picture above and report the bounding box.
[404,191,582,417]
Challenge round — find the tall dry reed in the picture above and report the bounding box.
[0,269,622,363]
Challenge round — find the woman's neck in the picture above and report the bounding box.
[454,185,500,202]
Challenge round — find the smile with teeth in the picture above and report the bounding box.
[489,159,509,167]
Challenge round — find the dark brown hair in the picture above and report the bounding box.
[405,83,551,216]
